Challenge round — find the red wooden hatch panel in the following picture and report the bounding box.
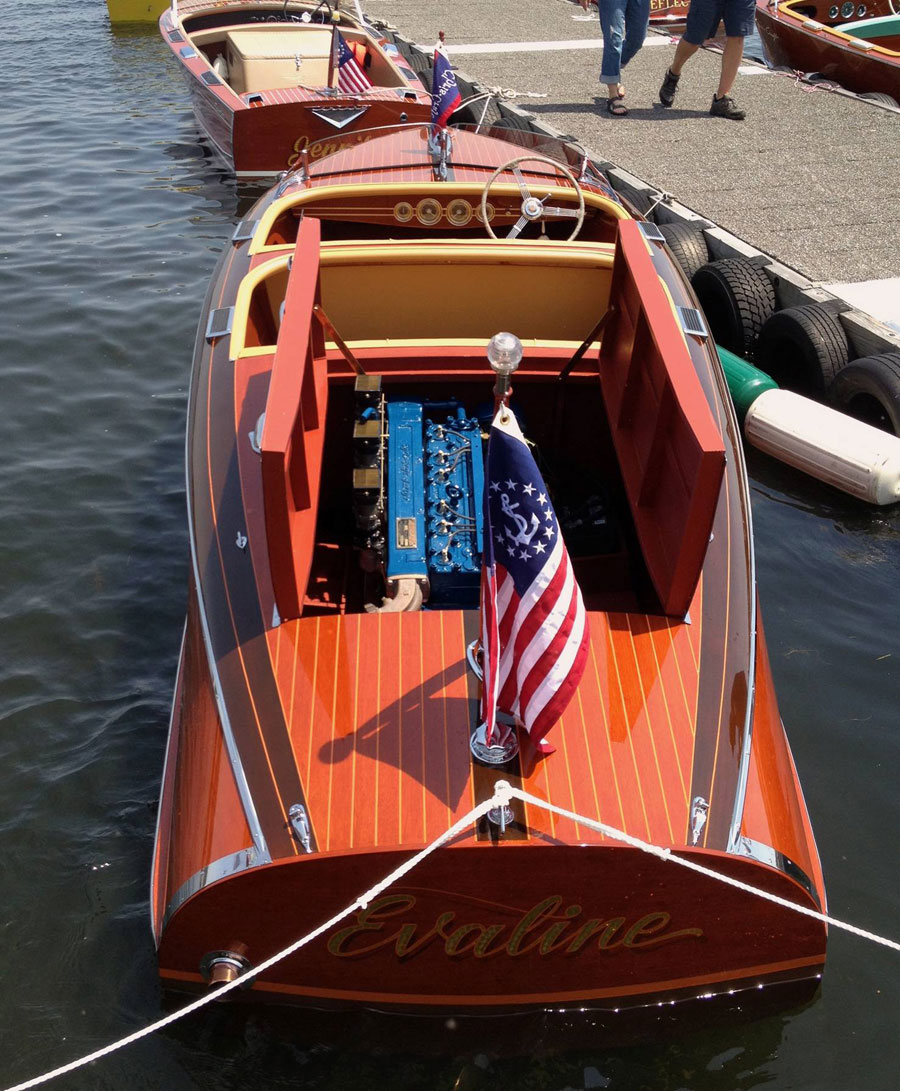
[260,216,328,620]
[599,220,725,617]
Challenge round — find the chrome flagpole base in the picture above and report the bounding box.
[487,805,515,832]
[470,722,519,765]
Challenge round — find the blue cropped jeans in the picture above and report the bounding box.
[598,0,651,86]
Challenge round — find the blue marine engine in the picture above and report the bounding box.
[352,376,484,610]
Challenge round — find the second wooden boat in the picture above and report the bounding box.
[756,0,900,99]
[159,1,431,176]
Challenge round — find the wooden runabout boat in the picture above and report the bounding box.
[151,122,827,1021]
[649,0,690,25]
[756,0,900,99]
[159,1,431,176]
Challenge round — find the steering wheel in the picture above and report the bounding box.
[308,0,334,23]
[480,155,585,241]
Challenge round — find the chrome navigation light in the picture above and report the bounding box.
[487,331,522,406]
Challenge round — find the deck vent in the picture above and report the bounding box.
[246,93,265,106]
[201,71,221,86]
[205,307,234,343]
[168,30,185,43]
[232,218,259,243]
[179,46,198,59]
[678,306,709,340]
[638,221,665,244]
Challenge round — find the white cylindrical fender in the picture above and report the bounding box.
[744,388,900,506]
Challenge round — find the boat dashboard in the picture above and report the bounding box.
[765,0,900,41]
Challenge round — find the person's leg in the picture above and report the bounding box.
[598,0,627,98]
[659,0,718,104]
[669,37,700,77]
[715,35,744,97]
[708,0,755,115]
[620,0,651,70]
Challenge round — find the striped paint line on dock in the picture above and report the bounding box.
[436,38,675,55]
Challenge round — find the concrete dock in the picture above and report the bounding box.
[371,0,899,324]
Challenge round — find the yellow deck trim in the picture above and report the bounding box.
[251,182,628,254]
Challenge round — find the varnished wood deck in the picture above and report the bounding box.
[264,603,703,854]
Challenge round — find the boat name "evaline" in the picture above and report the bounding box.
[327,894,703,960]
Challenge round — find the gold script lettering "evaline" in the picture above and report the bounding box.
[327,894,703,960]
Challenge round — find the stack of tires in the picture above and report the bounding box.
[653,219,900,438]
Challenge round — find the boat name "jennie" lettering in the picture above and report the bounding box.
[327,894,703,960]
[288,133,373,168]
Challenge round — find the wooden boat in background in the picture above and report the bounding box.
[159,1,431,176]
[649,0,690,25]
[756,0,900,100]
[151,121,827,1022]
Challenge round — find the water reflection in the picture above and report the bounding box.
[154,993,804,1090]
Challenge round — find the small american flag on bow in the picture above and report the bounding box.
[480,407,589,755]
[431,40,461,128]
[334,29,372,93]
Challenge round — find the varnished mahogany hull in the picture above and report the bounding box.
[756,1,900,97]
[159,838,824,1012]
[160,2,430,176]
[649,0,690,23]
[185,80,432,176]
[153,127,826,1018]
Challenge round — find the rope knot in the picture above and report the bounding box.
[491,779,514,808]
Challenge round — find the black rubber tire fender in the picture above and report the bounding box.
[658,222,709,281]
[492,112,533,132]
[409,50,433,82]
[613,183,655,220]
[755,304,850,396]
[690,258,776,358]
[828,353,900,436]
[860,92,899,108]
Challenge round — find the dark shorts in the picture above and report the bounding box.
[683,0,756,44]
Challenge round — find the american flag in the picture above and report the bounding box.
[334,30,372,94]
[431,41,461,128]
[480,408,589,754]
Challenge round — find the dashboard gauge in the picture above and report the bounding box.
[446,199,473,226]
[416,198,442,226]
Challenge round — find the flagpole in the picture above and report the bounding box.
[327,16,338,89]
[470,333,524,769]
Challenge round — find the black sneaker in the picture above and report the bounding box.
[710,94,745,120]
[659,67,680,107]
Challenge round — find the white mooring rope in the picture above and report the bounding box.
[5,780,898,1091]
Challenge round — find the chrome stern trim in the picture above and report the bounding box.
[736,835,822,910]
[162,847,261,931]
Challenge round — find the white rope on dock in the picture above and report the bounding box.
[5,780,899,1091]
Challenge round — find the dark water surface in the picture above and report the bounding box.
[1,3,898,1089]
